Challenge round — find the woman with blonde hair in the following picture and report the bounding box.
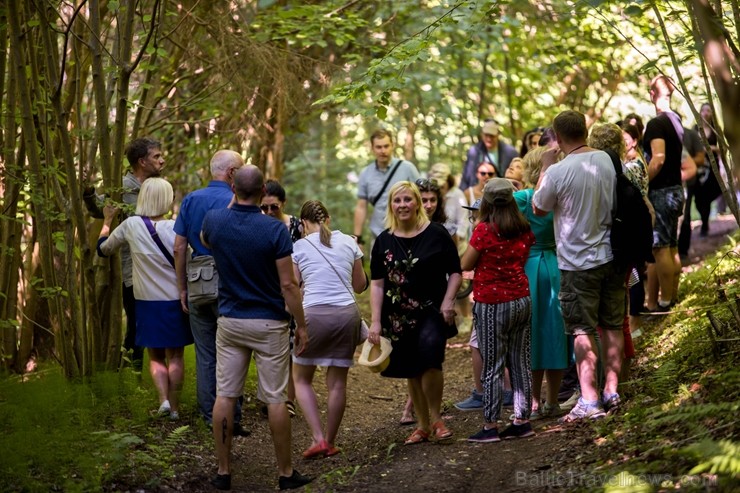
[515,147,568,419]
[367,181,461,445]
[98,178,193,419]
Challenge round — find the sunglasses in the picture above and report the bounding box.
[260,204,281,212]
[478,171,496,177]
[415,178,440,191]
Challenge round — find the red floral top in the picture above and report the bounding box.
[469,222,535,304]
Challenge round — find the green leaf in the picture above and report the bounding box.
[27,19,40,27]
[376,105,388,120]
[156,47,167,57]
[107,0,120,13]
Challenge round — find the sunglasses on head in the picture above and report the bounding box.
[415,178,440,191]
[478,171,496,177]
[260,204,280,212]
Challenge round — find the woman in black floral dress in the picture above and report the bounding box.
[368,181,461,445]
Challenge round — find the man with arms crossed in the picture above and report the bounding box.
[173,150,249,436]
[533,110,626,422]
[354,129,420,249]
[201,165,311,491]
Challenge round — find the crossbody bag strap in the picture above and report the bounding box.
[141,216,175,268]
[370,159,403,207]
[303,237,362,313]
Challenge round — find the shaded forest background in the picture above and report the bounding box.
[1,0,739,377]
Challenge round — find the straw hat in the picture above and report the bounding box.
[357,337,393,373]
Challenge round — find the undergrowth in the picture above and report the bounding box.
[595,234,740,492]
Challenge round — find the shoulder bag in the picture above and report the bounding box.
[303,237,369,344]
[186,255,219,306]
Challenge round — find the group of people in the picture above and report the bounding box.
[88,73,726,490]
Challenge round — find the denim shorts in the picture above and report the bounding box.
[648,185,685,248]
[559,262,626,335]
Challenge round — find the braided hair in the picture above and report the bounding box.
[300,200,332,247]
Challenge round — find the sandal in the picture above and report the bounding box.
[431,420,453,441]
[325,445,341,457]
[403,428,429,445]
[286,400,296,417]
[302,440,329,459]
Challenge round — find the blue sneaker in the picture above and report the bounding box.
[454,390,483,411]
[468,426,500,443]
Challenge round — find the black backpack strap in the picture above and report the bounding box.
[370,159,403,207]
[604,149,622,176]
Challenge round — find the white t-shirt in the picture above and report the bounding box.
[292,231,363,308]
[99,217,179,301]
[533,150,615,271]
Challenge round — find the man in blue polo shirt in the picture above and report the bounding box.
[201,165,311,491]
[173,150,248,436]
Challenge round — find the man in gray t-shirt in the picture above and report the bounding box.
[353,129,420,249]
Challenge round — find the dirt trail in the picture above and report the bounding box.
[170,215,738,493]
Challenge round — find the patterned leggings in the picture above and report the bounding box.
[473,297,533,423]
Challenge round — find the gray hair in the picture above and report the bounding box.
[210,150,243,178]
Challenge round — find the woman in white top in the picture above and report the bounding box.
[98,178,193,419]
[291,200,368,459]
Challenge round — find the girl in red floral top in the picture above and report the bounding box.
[461,178,536,443]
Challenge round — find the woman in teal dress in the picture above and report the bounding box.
[513,147,568,419]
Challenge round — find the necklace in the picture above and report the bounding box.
[566,144,587,156]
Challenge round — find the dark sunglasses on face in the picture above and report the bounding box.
[260,204,280,212]
[478,171,496,177]
[415,178,440,191]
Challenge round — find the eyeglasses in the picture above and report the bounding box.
[478,171,496,177]
[260,204,280,212]
[415,178,440,191]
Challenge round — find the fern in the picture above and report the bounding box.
[645,402,739,428]
[681,439,740,478]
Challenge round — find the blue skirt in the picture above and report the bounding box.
[135,299,193,349]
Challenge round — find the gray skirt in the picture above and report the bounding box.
[292,303,361,367]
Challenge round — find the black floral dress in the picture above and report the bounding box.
[370,222,461,378]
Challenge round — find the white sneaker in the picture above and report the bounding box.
[169,411,179,421]
[157,400,171,416]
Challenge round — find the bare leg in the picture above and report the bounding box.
[268,402,293,478]
[324,366,349,446]
[400,396,415,423]
[421,368,445,424]
[504,367,512,391]
[165,347,184,412]
[213,396,236,475]
[544,369,564,406]
[671,247,681,303]
[148,348,169,405]
[646,262,659,310]
[600,329,624,397]
[532,370,545,411]
[653,247,675,305]
[574,334,599,402]
[407,377,430,431]
[471,346,484,393]
[293,363,323,444]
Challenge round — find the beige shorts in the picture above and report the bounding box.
[216,317,290,404]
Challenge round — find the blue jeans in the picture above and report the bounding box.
[189,300,243,424]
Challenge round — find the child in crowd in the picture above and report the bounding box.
[462,178,535,442]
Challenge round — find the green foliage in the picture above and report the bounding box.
[681,439,740,478]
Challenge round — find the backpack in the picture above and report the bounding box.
[604,149,654,270]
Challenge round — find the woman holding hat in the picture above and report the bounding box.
[368,181,461,445]
[462,178,535,443]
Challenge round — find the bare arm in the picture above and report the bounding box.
[693,149,706,168]
[533,147,558,216]
[174,235,189,313]
[460,244,481,271]
[353,198,368,240]
[276,256,308,355]
[441,273,461,325]
[681,153,697,182]
[367,279,384,345]
[99,205,118,238]
[351,258,368,293]
[647,138,666,180]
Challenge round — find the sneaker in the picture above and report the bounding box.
[157,400,171,417]
[502,390,514,407]
[558,398,606,423]
[232,423,251,437]
[560,389,581,411]
[499,422,535,439]
[210,473,231,491]
[454,390,483,411]
[278,469,312,490]
[286,400,297,418]
[468,426,500,443]
[602,392,621,413]
[169,411,179,421]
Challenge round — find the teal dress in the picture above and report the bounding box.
[515,189,568,370]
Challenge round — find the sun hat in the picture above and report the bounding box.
[462,198,481,211]
[482,178,515,205]
[482,120,499,136]
[357,337,393,373]
[428,163,451,182]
